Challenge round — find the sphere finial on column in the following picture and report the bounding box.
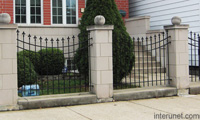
[171,16,181,25]
[0,13,11,24]
[94,15,105,25]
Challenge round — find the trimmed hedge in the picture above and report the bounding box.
[38,48,65,75]
[17,53,38,87]
[18,50,40,73]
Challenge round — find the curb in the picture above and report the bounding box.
[114,87,177,101]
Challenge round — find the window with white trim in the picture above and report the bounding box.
[66,0,76,24]
[15,0,43,24]
[15,0,26,23]
[51,0,78,25]
[30,0,41,23]
[52,0,62,24]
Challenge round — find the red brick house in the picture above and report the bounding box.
[0,0,129,38]
[0,0,129,25]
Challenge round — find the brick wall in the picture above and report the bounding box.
[115,0,129,19]
[78,0,129,19]
[78,0,85,18]
[0,0,129,25]
[43,0,51,25]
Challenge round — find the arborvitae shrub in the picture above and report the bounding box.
[38,48,65,75]
[18,50,40,73]
[75,0,134,84]
[17,53,38,87]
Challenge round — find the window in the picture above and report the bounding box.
[30,0,41,23]
[15,0,26,23]
[15,0,43,24]
[52,0,78,25]
[52,0,62,24]
[66,0,76,24]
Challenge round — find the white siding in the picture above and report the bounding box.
[129,0,200,32]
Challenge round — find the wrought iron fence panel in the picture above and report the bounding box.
[114,32,171,89]
[17,30,92,96]
[188,31,200,82]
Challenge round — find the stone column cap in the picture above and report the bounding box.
[125,16,150,22]
[164,24,189,30]
[87,25,114,31]
[0,24,18,29]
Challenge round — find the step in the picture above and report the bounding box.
[124,73,167,79]
[132,67,166,74]
[134,51,152,56]
[122,77,169,84]
[122,75,169,87]
[134,46,157,52]
[123,81,169,87]
[133,41,146,46]
[134,51,163,58]
[133,41,165,46]
[133,41,142,46]
[134,46,147,51]
[135,56,156,61]
[134,61,161,68]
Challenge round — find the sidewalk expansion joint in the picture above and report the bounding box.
[129,101,172,114]
[66,107,92,120]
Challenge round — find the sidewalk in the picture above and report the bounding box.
[0,95,200,120]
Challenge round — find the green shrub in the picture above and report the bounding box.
[17,53,38,87]
[18,50,40,73]
[75,0,134,84]
[38,48,65,75]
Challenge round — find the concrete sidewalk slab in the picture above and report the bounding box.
[0,107,88,120]
[68,101,166,120]
[131,96,200,114]
[1,95,200,120]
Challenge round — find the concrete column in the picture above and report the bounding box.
[87,25,114,102]
[0,24,18,111]
[164,17,189,95]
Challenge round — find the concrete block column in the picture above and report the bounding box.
[0,24,18,111]
[87,24,114,101]
[164,17,190,96]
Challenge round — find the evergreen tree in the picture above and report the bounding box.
[75,0,134,84]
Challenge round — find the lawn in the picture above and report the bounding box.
[18,75,138,97]
[18,77,90,97]
[38,78,90,95]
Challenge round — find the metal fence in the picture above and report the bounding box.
[17,30,92,96]
[188,32,200,82]
[114,32,171,89]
